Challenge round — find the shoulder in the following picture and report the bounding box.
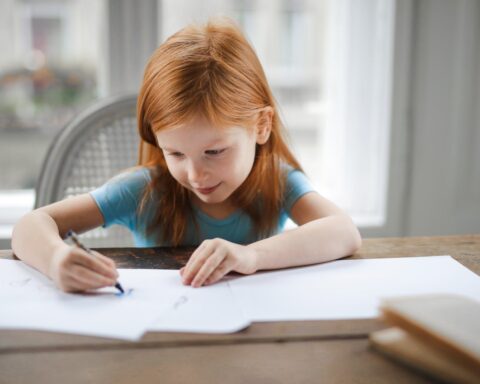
[100,166,152,196]
[89,166,153,229]
[90,166,152,203]
[280,163,312,189]
[281,163,316,213]
[109,166,152,187]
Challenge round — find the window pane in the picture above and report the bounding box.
[0,0,105,190]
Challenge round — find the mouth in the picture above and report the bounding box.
[195,182,221,195]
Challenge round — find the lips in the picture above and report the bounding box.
[195,182,221,195]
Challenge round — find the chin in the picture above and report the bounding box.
[195,194,226,204]
[194,189,232,204]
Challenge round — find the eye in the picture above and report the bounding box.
[168,152,184,158]
[205,148,226,156]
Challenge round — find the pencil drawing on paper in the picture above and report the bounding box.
[8,277,57,293]
[173,295,188,310]
[9,278,32,287]
[115,288,134,297]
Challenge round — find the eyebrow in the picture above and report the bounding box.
[160,139,227,152]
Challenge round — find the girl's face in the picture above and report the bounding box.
[155,114,261,210]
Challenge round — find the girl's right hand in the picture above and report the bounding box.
[48,243,119,293]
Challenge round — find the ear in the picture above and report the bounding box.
[255,107,274,145]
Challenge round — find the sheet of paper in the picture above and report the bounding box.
[228,256,480,321]
[2,255,480,337]
[0,260,249,338]
[148,278,250,333]
[0,260,179,340]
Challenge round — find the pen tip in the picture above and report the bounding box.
[115,283,124,294]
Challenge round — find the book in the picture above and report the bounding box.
[370,294,480,383]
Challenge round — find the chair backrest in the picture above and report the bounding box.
[35,94,140,247]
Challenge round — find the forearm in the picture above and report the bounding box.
[249,215,362,272]
[11,211,67,277]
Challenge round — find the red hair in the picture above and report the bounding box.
[137,18,302,245]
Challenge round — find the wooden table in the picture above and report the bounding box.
[1,235,479,384]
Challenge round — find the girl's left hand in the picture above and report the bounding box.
[180,238,258,287]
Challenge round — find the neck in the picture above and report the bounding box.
[189,194,238,220]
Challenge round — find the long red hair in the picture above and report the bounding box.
[137,18,302,246]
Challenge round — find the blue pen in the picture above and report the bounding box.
[66,230,124,294]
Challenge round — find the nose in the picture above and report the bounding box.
[187,159,208,185]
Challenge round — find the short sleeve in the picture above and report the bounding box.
[283,169,316,214]
[89,168,151,230]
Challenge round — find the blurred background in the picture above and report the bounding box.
[0,0,479,248]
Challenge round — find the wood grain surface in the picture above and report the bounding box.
[1,234,478,383]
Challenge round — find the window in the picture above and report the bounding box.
[0,0,105,242]
[0,0,396,245]
[322,0,395,228]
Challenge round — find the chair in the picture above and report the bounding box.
[35,94,140,247]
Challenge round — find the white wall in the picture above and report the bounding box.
[402,0,480,236]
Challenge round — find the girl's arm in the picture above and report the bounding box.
[11,194,118,292]
[249,191,361,271]
[181,192,361,287]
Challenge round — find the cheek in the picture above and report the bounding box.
[226,144,256,180]
[164,159,184,181]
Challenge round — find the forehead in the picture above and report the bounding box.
[154,114,251,148]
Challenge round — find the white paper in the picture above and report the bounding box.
[228,256,480,321]
[2,256,480,338]
[149,278,250,333]
[0,260,178,340]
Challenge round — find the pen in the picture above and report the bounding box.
[66,230,124,294]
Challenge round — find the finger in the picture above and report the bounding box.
[68,264,117,290]
[179,267,186,284]
[205,261,231,285]
[183,241,215,284]
[61,276,91,293]
[57,278,83,293]
[69,264,116,289]
[91,251,119,276]
[184,241,209,271]
[72,249,118,279]
[191,249,226,287]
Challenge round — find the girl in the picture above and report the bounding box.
[12,19,361,292]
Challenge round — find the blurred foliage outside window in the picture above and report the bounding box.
[0,0,103,190]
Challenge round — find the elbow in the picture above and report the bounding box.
[11,210,47,253]
[11,216,23,255]
[338,215,362,256]
[350,225,362,255]
[11,212,32,252]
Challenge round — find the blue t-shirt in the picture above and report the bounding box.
[89,166,315,247]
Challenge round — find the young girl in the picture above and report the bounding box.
[12,19,361,293]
